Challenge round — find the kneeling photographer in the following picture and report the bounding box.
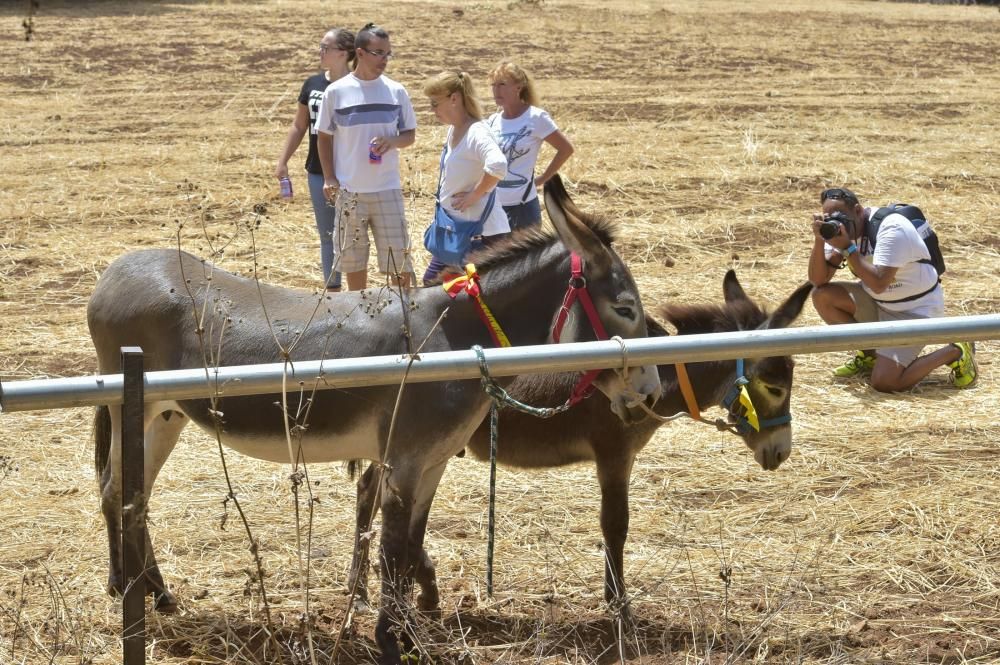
[807,187,976,392]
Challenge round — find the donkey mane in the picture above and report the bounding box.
[466,207,618,274]
[658,300,766,336]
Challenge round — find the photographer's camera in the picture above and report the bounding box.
[819,211,852,240]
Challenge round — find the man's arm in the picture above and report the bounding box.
[372,89,418,155]
[372,128,416,155]
[807,218,839,286]
[314,88,339,199]
[317,132,338,198]
[843,253,897,293]
[825,218,900,294]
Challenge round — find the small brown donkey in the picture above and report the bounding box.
[349,270,812,618]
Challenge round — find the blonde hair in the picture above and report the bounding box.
[487,61,538,107]
[423,71,483,121]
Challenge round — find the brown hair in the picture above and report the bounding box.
[356,22,389,50]
[423,71,484,121]
[327,28,358,69]
[487,61,538,107]
[327,28,357,69]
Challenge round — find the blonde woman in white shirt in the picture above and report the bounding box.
[422,71,508,285]
[487,61,575,230]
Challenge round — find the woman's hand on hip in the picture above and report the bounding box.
[451,190,482,212]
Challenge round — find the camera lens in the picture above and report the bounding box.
[819,220,841,240]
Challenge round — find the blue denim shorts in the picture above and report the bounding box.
[502,198,542,232]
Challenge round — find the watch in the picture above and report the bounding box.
[843,243,858,257]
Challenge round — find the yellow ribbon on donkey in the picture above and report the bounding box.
[444,264,512,348]
[738,384,760,432]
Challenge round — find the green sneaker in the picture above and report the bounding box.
[833,351,876,377]
[949,342,977,388]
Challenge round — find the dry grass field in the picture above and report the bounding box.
[2,0,999,662]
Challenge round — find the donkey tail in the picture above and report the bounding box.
[94,405,112,477]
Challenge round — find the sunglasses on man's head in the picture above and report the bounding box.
[820,188,859,206]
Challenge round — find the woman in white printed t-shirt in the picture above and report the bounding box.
[486,61,575,231]
[422,71,508,285]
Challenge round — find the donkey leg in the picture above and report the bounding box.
[97,405,125,598]
[374,461,448,664]
[595,453,636,618]
[139,409,186,612]
[374,469,417,665]
[100,405,185,612]
[348,461,380,610]
[412,548,440,615]
[407,462,447,616]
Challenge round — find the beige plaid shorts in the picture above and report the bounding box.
[333,189,414,274]
[834,280,944,367]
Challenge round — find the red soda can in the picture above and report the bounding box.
[279,176,293,199]
[368,138,382,164]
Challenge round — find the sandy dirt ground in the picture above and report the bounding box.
[1,0,999,662]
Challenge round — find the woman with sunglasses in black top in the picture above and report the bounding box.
[275,28,356,292]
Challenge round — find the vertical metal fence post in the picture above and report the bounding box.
[121,347,145,665]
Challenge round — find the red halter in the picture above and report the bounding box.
[550,252,610,406]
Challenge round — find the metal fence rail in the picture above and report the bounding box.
[3,313,999,665]
[3,314,999,413]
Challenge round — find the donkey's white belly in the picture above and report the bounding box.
[185,408,383,465]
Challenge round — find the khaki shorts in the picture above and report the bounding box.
[834,281,926,367]
[334,189,414,275]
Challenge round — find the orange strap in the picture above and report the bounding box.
[674,362,701,421]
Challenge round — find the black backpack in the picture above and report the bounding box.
[865,203,946,276]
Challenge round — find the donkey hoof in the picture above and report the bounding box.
[611,598,634,630]
[153,591,179,613]
[106,570,126,597]
[352,596,373,614]
[416,593,441,617]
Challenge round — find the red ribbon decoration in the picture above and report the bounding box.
[444,265,511,349]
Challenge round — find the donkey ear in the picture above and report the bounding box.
[764,282,813,330]
[723,269,750,304]
[544,175,612,278]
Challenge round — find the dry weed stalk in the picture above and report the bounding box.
[175,208,285,664]
[169,188,454,663]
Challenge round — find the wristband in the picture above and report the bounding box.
[843,243,858,257]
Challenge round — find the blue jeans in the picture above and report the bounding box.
[502,197,542,232]
[422,234,505,286]
[307,172,342,289]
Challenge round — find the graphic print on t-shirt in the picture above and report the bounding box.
[307,90,324,134]
[493,124,533,189]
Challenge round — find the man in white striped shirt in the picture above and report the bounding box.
[317,23,417,289]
